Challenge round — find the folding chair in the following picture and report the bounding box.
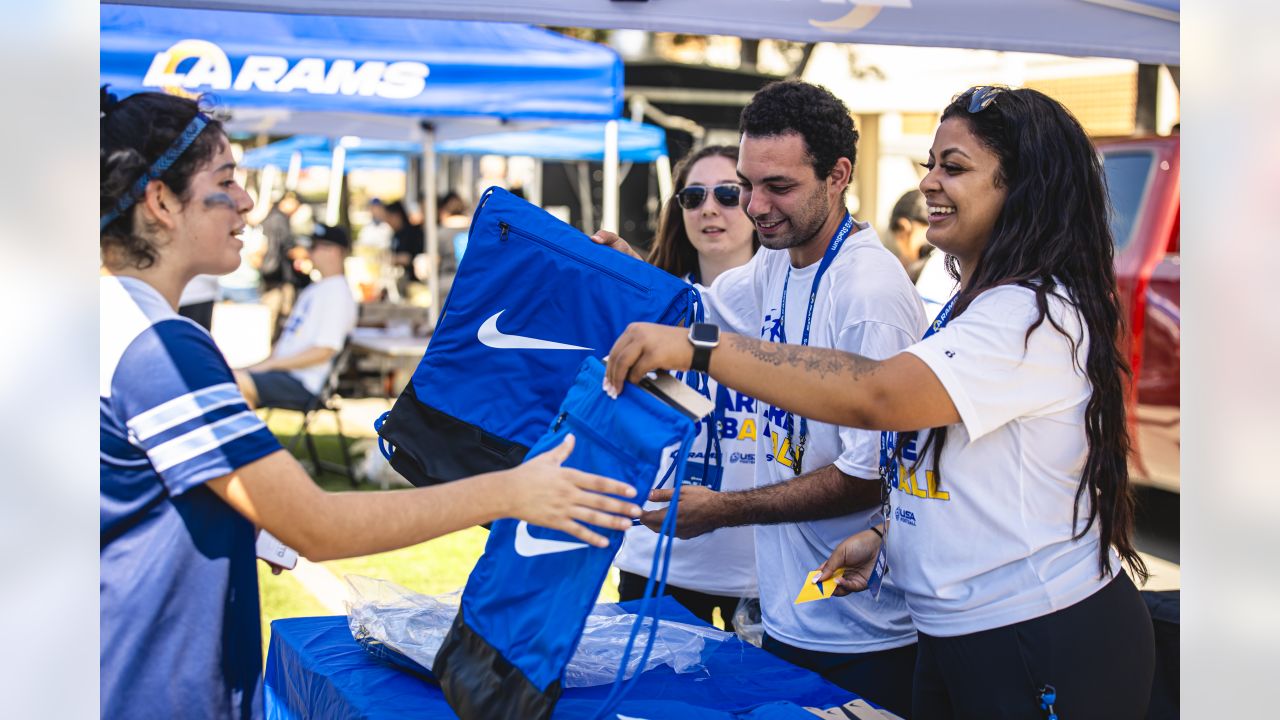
[269,342,359,485]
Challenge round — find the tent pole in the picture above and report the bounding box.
[602,119,620,233]
[655,154,673,206]
[421,123,440,327]
[286,151,302,191]
[530,159,544,207]
[575,162,595,233]
[325,144,346,227]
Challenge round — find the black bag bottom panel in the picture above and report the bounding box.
[434,608,561,720]
[377,383,530,488]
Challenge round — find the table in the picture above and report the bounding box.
[348,328,432,399]
[264,597,895,719]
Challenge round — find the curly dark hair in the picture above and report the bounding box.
[648,145,759,280]
[100,86,225,270]
[904,86,1147,584]
[739,80,859,189]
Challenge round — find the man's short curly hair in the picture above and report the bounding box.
[739,80,859,183]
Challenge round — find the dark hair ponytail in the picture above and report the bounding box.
[100,86,225,269]
[906,87,1147,583]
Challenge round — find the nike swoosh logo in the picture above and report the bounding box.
[513,521,589,557]
[477,310,593,351]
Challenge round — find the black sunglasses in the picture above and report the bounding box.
[676,183,742,210]
[963,85,1005,114]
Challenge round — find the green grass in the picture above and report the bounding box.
[258,563,329,658]
[255,414,623,661]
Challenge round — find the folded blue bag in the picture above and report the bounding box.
[377,187,700,487]
[433,357,697,719]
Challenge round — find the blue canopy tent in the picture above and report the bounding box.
[437,120,668,164]
[237,121,670,233]
[437,120,671,233]
[101,2,626,320]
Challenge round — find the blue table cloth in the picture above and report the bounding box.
[264,597,868,719]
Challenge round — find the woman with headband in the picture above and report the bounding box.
[99,88,640,718]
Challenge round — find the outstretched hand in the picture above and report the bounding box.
[508,434,641,547]
[589,229,644,262]
[638,485,726,539]
[603,323,692,398]
[815,528,883,596]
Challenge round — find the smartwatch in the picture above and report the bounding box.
[688,322,720,373]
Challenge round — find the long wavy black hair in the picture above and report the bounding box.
[648,145,758,281]
[905,86,1147,582]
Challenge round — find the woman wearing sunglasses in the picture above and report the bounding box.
[605,87,1155,718]
[614,145,761,631]
[100,88,641,719]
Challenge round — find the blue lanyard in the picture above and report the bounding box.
[775,212,854,475]
[878,292,960,492]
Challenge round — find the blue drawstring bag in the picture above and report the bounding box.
[433,357,697,719]
[376,187,700,487]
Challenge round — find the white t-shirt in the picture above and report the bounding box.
[915,250,958,324]
[705,223,926,653]
[273,275,358,394]
[895,284,1120,637]
[615,277,759,597]
[614,377,760,596]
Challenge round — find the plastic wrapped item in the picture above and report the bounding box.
[733,597,764,648]
[344,575,732,688]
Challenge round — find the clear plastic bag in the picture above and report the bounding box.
[344,575,732,687]
[733,597,763,648]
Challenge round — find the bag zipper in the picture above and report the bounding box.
[555,410,642,468]
[499,221,646,292]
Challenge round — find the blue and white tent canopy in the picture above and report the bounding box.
[436,121,667,164]
[240,135,417,170]
[100,3,625,140]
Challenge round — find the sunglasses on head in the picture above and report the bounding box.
[676,183,742,210]
[963,85,1005,114]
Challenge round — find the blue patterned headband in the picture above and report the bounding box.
[100,113,211,231]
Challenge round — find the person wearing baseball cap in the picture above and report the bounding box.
[235,224,357,410]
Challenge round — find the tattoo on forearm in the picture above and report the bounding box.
[727,335,881,380]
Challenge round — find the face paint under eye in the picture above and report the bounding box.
[203,192,237,210]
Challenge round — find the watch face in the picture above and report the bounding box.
[689,323,719,344]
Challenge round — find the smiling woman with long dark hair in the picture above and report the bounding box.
[604,86,1156,719]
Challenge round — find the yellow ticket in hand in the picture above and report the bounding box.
[794,568,847,605]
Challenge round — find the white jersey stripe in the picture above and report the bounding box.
[128,383,243,442]
[149,410,268,473]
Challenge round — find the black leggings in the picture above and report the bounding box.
[914,572,1155,719]
[617,570,745,633]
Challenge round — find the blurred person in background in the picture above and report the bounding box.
[887,189,932,283]
[100,87,643,720]
[357,197,394,251]
[234,224,358,410]
[254,190,308,339]
[385,199,424,293]
[614,145,760,631]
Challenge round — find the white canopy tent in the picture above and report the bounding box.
[108,0,1178,65]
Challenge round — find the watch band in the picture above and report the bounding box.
[691,343,713,374]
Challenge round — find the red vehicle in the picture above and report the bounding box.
[1098,135,1180,493]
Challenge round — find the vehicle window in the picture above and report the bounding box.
[1101,150,1155,251]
